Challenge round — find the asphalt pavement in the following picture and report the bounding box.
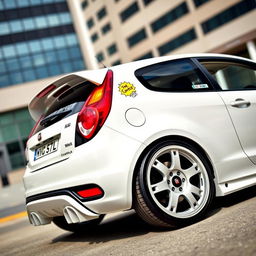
[0,169,255,256]
[0,185,255,256]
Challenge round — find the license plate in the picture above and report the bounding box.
[34,139,59,161]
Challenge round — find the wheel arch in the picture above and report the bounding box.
[131,135,216,208]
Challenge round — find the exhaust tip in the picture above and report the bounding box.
[63,206,97,224]
[63,206,82,224]
[29,212,51,226]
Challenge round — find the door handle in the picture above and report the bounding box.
[230,98,251,108]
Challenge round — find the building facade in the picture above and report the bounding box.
[0,0,88,171]
[80,0,256,66]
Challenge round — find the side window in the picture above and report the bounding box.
[200,60,256,90]
[135,59,212,92]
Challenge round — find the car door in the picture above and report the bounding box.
[199,58,256,166]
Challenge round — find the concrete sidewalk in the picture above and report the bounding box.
[0,169,26,218]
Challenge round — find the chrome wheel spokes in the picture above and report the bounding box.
[147,146,210,218]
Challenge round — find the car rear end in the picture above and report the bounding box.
[24,68,142,226]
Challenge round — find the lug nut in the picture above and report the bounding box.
[177,171,180,176]
[182,178,185,182]
[179,187,183,192]
[170,172,173,177]
[167,180,170,184]
[172,187,175,191]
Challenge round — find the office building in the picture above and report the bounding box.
[80,0,256,65]
[0,0,90,171]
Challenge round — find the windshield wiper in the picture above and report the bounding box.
[40,110,71,127]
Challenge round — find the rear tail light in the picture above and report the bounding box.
[36,84,56,98]
[77,70,113,139]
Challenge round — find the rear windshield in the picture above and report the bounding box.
[34,81,95,134]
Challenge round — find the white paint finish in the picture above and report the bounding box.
[74,68,108,85]
[24,54,256,223]
[218,90,256,166]
[125,108,146,127]
[24,125,142,213]
[27,195,99,224]
[26,114,78,171]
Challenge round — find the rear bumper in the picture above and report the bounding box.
[27,195,99,226]
[24,126,143,218]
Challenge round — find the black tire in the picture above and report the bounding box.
[134,140,215,228]
[52,215,104,233]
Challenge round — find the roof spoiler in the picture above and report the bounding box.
[28,69,108,121]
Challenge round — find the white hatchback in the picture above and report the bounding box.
[24,53,256,231]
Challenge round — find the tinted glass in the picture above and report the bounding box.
[101,23,111,35]
[107,43,117,56]
[112,59,121,66]
[143,0,155,6]
[97,7,107,20]
[0,0,85,88]
[200,60,256,90]
[96,52,104,62]
[91,32,99,42]
[151,2,188,33]
[127,28,147,48]
[193,0,211,7]
[81,0,88,9]
[134,51,153,61]
[87,18,94,29]
[135,59,212,92]
[0,108,34,168]
[201,0,256,34]
[120,2,139,22]
[158,28,196,55]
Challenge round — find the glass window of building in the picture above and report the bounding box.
[0,0,86,88]
[112,59,121,66]
[151,2,188,33]
[101,23,112,35]
[1,0,67,10]
[107,43,118,56]
[82,0,88,9]
[120,2,139,23]
[91,32,99,42]
[127,28,147,48]
[134,51,153,61]
[193,0,211,8]
[158,28,197,55]
[87,17,94,29]
[0,108,34,170]
[201,0,256,34]
[143,0,155,6]
[97,6,107,21]
[96,52,105,62]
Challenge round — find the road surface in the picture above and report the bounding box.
[0,186,255,256]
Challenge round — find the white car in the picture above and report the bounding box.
[24,53,256,231]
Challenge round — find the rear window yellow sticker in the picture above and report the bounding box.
[119,82,137,97]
